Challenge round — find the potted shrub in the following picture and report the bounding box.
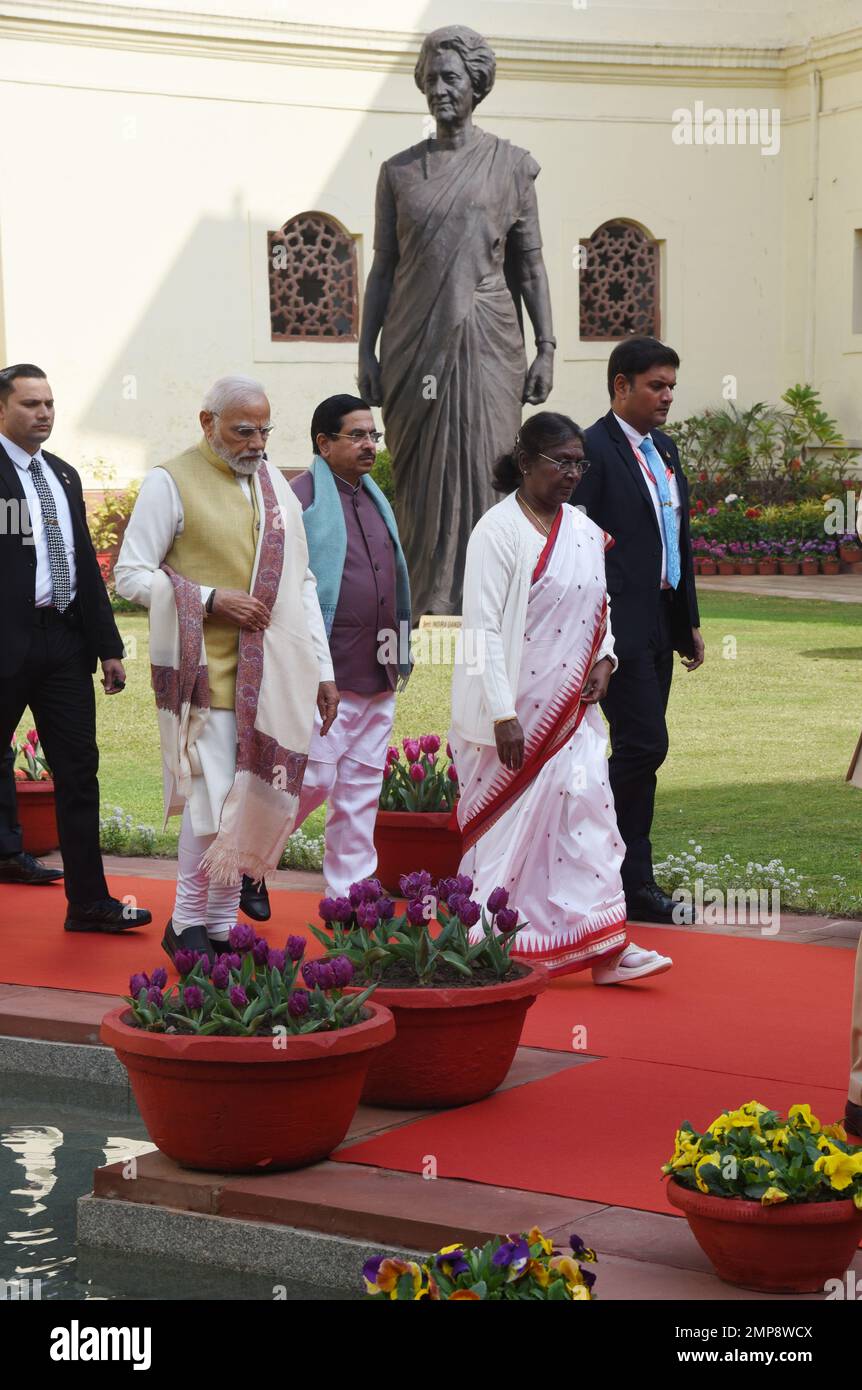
[799,540,820,575]
[374,736,461,892]
[10,731,58,855]
[312,873,549,1108]
[712,542,735,576]
[663,1101,862,1293]
[779,540,801,575]
[363,1228,598,1301]
[87,466,141,584]
[699,544,718,577]
[839,531,862,565]
[730,541,757,576]
[756,541,779,576]
[820,540,841,575]
[100,926,394,1172]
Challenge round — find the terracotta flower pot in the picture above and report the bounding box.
[800,559,819,575]
[737,561,757,576]
[822,559,841,575]
[839,544,862,564]
[779,560,800,575]
[100,1002,395,1172]
[699,560,717,576]
[373,809,462,894]
[359,962,548,1109]
[757,560,778,576]
[717,561,736,576]
[96,551,114,583]
[667,1180,862,1293]
[16,778,59,856]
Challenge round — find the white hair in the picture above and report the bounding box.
[201,375,268,416]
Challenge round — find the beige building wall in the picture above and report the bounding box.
[0,1,859,484]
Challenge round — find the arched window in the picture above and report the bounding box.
[268,212,358,340]
[579,220,660,340]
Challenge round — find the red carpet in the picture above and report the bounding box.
[0,878,325,994]
[520,925,854,1091]
[334,1058,849,1215]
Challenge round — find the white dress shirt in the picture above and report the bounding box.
[613,412,681,588]
[114,465,334,682]
[1,432,78,606]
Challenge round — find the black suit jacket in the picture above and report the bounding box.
[0,443,124,679]
[574,411,700,661]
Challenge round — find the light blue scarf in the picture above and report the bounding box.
[300,455,412,686]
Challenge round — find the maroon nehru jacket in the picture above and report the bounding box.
[291,468,397,693]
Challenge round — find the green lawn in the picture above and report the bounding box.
[15,593,862,914]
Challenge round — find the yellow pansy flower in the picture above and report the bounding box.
[527,1227,554,1254]
[569,1285,592,1300]
[695,1153,720,1194]
[813,1149,862,1191]
[526,1258,550,1287]
[788,1104,821,1133]
[764,1126,789,1150]
[725,1108,762,1131]
[853,1190,862,1211]
[822,1123,848,1142]
[665,1132,703,1172]
[739,1101,771,1119]
[761,1186,789,1205]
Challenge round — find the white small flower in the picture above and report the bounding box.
[725,493,739,504]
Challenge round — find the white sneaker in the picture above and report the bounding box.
[591,941,673,985]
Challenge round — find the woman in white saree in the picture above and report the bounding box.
[450,412,672,983]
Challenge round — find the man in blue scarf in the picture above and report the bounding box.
[239,394,410,916]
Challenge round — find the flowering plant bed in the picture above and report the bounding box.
[11,730,57,854]
[312,874,548,1107]
[379,735,458,812]
[101,926,394,1171]
[363,1229,597,1301]
[12,728,51,780]
[663,1101,862,1291]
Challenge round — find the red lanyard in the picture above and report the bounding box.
[632,443,673,487]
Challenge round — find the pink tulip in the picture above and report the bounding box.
[403,738,420,762]
[387,745,400,764]
[26,729,38,747]
[420,734,441,756]
[447,765,459,782]
[409,763,426,783]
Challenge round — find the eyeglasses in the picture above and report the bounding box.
[212,413,275,441]
[536,452,591,476]
[330,430,384,445]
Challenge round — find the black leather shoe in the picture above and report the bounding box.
[162,918,216,966]
[845,1099,862,1139]
[64,897,152,933]
[626,881,693,926]
[240,874,271,922]
[0,851,64,885]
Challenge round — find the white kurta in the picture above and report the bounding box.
[115,462,334,835]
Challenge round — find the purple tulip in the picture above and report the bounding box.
[285,935,306,962]
[455,898,481,928]
[487,887,509,915]
[146,986,164,1008]
[495,907,519,934]
[455,874,474,896]
[228,922,255,953]
[420,733,441,756]
[435,877,459,906]
[360,878,382,902]
[316,961,336,991]
[318,897,338,924]
[288,989,309,1018]
[184,984,204,1011]
[266,948,286,973]
[400,870,433,900]
[174,949,197,977]
[348,882,365,907]
[229,985,248,1010]
[402,738,421,762]
[129,972,149,998]
[252,936,270,966]
[409,762,426,783]
[224,953,242,972]
[198,954,211,976]
[150,966,168,990]
[301,960,318,988]
[334,897,355,923]
[378,897,396,921]
[406,898,427,926]
[212,960,231,990]
[355,900,380,930]
[332,956,354,988]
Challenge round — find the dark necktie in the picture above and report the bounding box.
[28,457,71,612]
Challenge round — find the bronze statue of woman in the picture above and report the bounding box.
[358,25,555,616]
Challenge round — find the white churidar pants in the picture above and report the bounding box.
[294,689,395,898]
[171,708,242,937]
